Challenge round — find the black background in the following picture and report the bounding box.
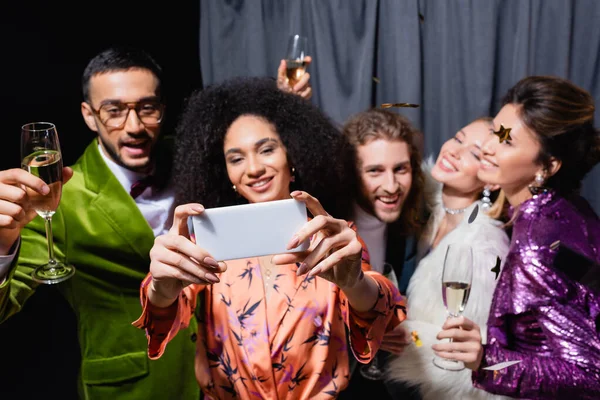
[0,2,201,398]
[1,2,202,170]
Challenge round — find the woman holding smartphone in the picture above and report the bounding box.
[433,76,600,399]
[133,77,405,399]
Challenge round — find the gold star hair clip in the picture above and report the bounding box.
[381,103,420,109]
[493,124,512,143]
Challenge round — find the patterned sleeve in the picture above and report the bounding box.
[340,225,407,363]
[132,273,205,359]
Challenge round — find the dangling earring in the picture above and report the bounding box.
[535,173,545,185]
[481,186,492,211]
[232,184,237,192]
[290,167,296,183]
[528,172,547,195]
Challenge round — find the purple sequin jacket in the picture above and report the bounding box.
[473,190,600,399]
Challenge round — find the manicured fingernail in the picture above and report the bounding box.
[290,191,301,197]
[287,235,299,250]
[296,263,307,276]
[41,185,50,195]
[192,205,204,213]
[308,266,321,277]
[204,273,220,283]
[203,257,219,267]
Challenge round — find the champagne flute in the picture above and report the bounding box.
[21,122,75,284]
[285,34,308,88]
[433,243,473,371]
[359,262,395,381]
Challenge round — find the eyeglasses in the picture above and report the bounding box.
[89,100,164,128]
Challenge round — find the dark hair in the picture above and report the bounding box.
[172,77,356,219]
[82,46,163,102]
[502,76,600,197]
[342,108,424,233]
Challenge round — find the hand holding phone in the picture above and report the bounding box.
[272,191,364,290]
[149,203,227,307]
[191,199,310,261]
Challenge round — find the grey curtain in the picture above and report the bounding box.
[199,0,600,213]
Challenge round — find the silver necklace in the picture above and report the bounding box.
[443,205,467,215]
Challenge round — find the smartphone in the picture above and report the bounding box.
[191,199,310,261]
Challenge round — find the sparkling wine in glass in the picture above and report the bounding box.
[285,34,308,88]
[433,243,473,371]
[21,122,75,284]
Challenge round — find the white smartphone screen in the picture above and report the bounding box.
[191,199,310,261]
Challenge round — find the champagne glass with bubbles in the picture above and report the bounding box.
[21,122,74,284]
[433,243,473,371]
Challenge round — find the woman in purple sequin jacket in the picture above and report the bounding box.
[433,76,600,399]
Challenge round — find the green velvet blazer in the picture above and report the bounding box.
[0,139,200,400]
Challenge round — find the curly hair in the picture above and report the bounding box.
[502,75,600,197]
[172,77,356,219]
[342,108,424,234]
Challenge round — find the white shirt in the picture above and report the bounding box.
[0,145,174,280]
[98,145,174,237]
[352,203,387,274]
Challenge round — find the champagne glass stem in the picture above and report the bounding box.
[44,216,56,266]
[447,315,455,344]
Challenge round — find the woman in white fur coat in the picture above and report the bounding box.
[384,118,511,400]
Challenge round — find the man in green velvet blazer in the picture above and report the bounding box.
[0,48,199,399]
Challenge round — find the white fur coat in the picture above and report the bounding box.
[385,160,511,400]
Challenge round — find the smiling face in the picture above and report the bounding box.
[223,115,292,203]
[478,104,545,203]
[81,69,162,173]
[431,119,491,196]
[356,138,412,223]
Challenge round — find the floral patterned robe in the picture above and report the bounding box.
[134,243,405,399]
